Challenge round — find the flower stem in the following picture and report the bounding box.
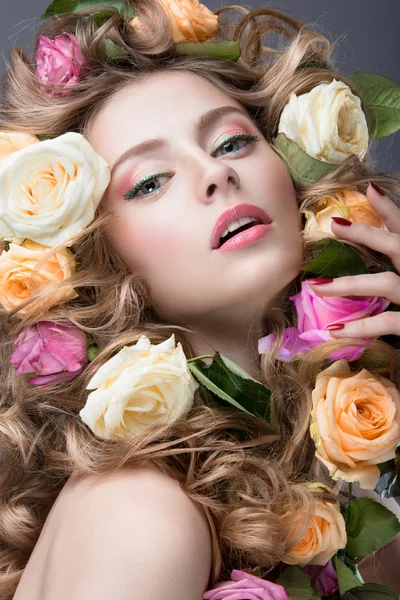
[187,354,214,362]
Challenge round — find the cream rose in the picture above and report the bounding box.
[302,188,387,235]
[0,131,39,166]
[310,360,400,489]
[0,240,77,315]
[0,132,110,247]
[278,79,369,163]
[282,499,347,567]
[80,334,198,440]
[130,0,218,43]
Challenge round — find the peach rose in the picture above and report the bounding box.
[310,360,400,489]
[282,499,347,567]
[0,240,77,315]
[0,131,39,166]
[130,0,218,43]
[302,188,387,235]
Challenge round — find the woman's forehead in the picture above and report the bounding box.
[86,70,246,162]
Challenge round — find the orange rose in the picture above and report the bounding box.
[282,499,347,567]
[130,0,219,43]
[311,360,400,489]
[0,240,77,315]
[302,188,386,235]
[0,131,39,166]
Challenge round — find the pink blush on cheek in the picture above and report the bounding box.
[117,221,181,266]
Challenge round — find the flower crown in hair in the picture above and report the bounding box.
[1,2,400,597]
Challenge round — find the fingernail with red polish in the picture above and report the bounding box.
[325,323,345,330]
[306,278,334,285]
[331,217,352,226]
[370,182,385,196]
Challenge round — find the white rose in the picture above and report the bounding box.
[80,334,198,440]
[0,132,110,247]
[277,79,369,164]
[0,131,39,166]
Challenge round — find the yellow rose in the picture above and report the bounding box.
[80,334,198,440]
[0,132,110,247]
[0,131,39,165]
[130,0,219,43]
[282,499,347,567]
[0,240,77,315]
[310,360,400,489]
[278,79,369,163]
[303,188,387,235]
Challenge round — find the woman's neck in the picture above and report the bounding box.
[184,305,266,381]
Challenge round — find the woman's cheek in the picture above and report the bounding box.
[113,217,184,271]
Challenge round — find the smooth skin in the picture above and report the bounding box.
[13,467,212,600]
[87,70,303,379]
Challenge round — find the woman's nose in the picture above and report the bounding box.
[196,153,240,205]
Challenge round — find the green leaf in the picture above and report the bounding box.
[42,0,134,19]
[348,72,400,140]
[188,362,252,414]
[295,61,324,72]
[276,566,321,600]
[302,238,368,277]
[218,354,261,384]
[175,41,240,61]
[189,352,273,422]
[102,39,127,60]
[271,133,337,185]
[42,0,76,18]
[87,346,100,362]
[343,497,400,557]
[93,9,116,26]
[333,556,363,596]
[343,583,400,599]
[36,134,57,141]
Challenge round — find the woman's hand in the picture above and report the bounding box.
[307,182,400,339]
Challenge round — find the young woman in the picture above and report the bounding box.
[0,1,399,598]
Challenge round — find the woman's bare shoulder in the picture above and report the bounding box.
[17,466,212,600]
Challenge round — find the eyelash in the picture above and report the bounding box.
[123,132,261,201]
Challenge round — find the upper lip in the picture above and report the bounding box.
[211,203,272,249]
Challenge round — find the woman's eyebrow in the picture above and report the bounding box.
[110,105,252,174]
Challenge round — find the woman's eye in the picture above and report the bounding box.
[123,172,172,201]
[213,132,260,158]
[123,133,260,201]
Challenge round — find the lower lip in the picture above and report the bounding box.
[216,223,273,252]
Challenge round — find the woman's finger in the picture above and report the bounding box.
[365,182,400,235]
[325,310,400,338]
[307,271,400,304]
[330,218,400,272]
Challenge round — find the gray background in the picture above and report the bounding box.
[1,1,399,172]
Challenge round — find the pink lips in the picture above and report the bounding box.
[211,203,272,251]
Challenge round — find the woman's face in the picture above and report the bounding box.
[86,71,303,323]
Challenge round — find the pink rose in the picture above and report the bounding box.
[292,281,389,359]
[11,321,88,385]
[258,327,312,358]
[203,570,289,600]
[35,33,83,95]
[304,560,338,596]
[259,282,389,361]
